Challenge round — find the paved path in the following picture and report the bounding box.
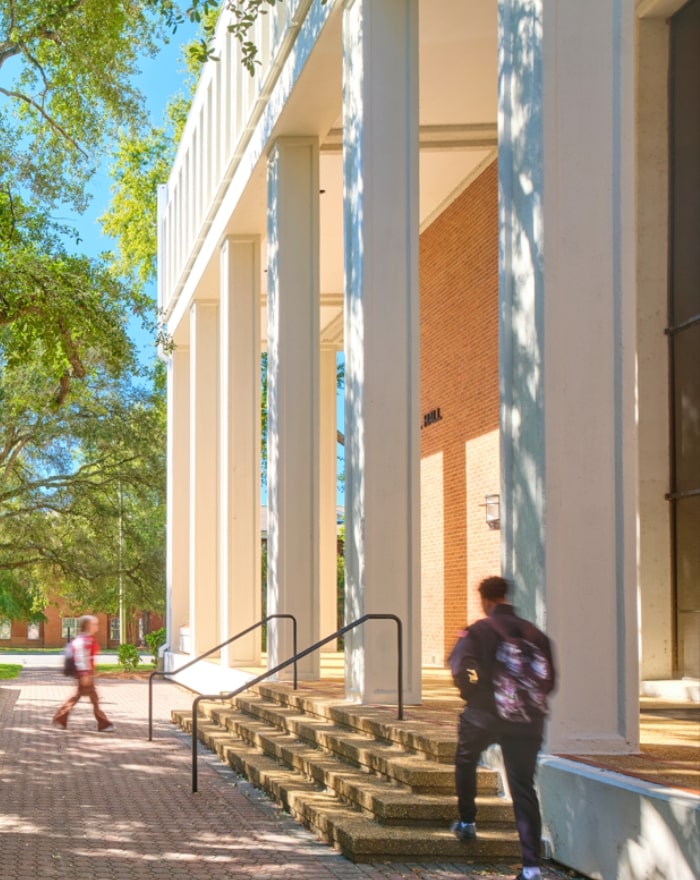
[0,668,582,880]
[0,651,143,668]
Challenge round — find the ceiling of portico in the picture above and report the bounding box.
[194,0,497,347]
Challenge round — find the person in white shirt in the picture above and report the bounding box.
[53,615,115,733]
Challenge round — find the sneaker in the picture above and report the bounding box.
[450,820,477,841]
[99,725,116,733]
[51,721,67,731]
[514,872,541,880]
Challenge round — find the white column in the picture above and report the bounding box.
[342,0,421,705]
[166,346,190,656]
[219,237,262,667]
[266,137,320,680]
[189,301,220,657]
[320,345,338,645]
[636,14,672,681]
[499,0,638,753]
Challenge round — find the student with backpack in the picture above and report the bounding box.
[53,615,116,733]
[447,576,556,880]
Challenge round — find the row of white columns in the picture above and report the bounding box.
[165,0,424,705]
[166,0,640,743]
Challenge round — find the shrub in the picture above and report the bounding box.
[144,627,166,663]
[117,643,140,672]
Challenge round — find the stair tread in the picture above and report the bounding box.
[171,691,519,862]
[254,684,458,761]
[188,717,510,822]
[209,698,468,781]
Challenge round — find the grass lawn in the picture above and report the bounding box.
[0,664,22,679]
[96,663,156,674]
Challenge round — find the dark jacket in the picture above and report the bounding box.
[449,604,556,735]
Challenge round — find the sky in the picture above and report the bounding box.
[68,24,198,363]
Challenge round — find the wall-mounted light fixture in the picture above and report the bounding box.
[484,493,500,530]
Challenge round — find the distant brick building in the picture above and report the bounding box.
[0,601,163,650]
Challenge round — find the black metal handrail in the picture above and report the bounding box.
[190,613,403,792]
[148,614,298,741]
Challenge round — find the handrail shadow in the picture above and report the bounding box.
[147,614,297,741]
[190,612,403,792]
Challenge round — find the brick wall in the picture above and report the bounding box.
[420,159,500,666]
[1,600,163,649]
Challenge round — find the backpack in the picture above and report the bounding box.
[487,617,552,723]
[63,640,77,677]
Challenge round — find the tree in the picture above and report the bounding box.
[0,1,185,622]
[0,192,137,399]
[0,0,190,210]
[100,94,192,291]
[0,341,167,625]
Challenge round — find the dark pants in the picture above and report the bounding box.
[455,710,543,868]
[53,679,112,730]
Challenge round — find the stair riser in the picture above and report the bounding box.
[197,700,501,798]
[227,698,493,795]
[171,706,519,864]
[191,720,520,862]
[251,684,457,762]
[230,717,500,799]
[231,715,457,793]
[186,713,510,828]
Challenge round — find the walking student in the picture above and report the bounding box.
[448,576,556,880]
[53,615,116,733]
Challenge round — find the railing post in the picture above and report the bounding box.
[395,615,403,721]
[192,697,200,793]
[148,672,154,741]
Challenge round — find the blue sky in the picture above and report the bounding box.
[67,26,197,363]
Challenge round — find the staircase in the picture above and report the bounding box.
[172,680,520,863]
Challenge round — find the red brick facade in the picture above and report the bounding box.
[0,599,163,650]
[420,159,500,666]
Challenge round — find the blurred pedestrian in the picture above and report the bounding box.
[53,614,115,733]
[448,576,556,880]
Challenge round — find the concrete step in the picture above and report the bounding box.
[230,695,479,794]
[173,710,521,862]
[201,705,509,825]
[254,682,458,763]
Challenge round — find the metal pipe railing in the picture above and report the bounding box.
[148,614,297,741]
[191,613,403,792]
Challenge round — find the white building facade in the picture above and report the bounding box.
[158,2,699,877]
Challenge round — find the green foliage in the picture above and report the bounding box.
[101,91,193,290]
[0,2,185,624]
[0,0,166,211]
[0,663,22,680]
[0,571,46,623]
[183,0,328,74]
[0,194,138,396]
[117,642,140,672]
[0,355,167,621]
[145,626,167,660]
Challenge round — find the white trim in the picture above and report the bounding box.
[420,148,497,233]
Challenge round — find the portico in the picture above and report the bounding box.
[158,2,699,874]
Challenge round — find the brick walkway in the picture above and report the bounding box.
[0,668,582,880]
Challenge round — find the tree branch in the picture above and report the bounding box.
[0,86,89,159]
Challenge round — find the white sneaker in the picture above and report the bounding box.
[99,725,116,733]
